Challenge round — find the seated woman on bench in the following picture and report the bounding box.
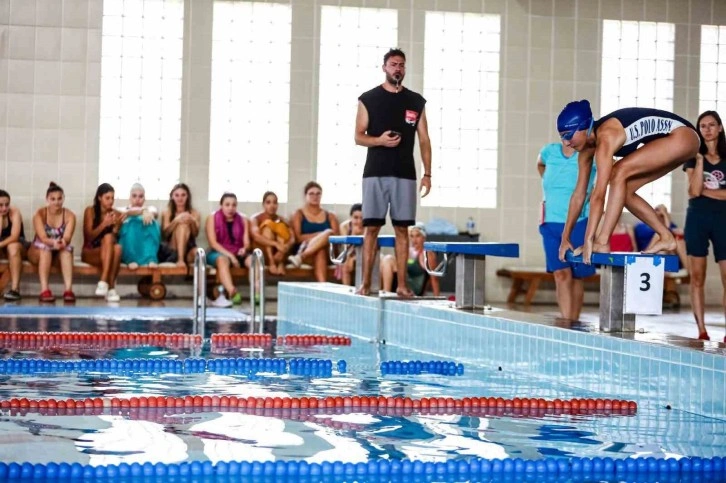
[337,203,364,286]
[159,183,201,268]
[82,183,125,303]
[118,183,160,270]
[28,182,77,303]
[0,189,29,301]
[288,181,340,282]
[380,224,440,297]
[250,191,294,275]
[206,192,251,307]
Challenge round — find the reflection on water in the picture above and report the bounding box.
[0,319,724,465]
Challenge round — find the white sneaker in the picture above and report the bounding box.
[95,281,109,296]
[211,294,233,308]
[287,254,302,268]
[106,289,120,302]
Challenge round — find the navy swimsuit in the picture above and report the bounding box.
[594,107,696,157]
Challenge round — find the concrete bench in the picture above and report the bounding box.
[329,235,395,293]
[422,242,520,309]
[566,252,680,332]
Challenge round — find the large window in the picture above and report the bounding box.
[700,25,726,114]
[99,0,184,200]
[601,20,675,210]
[422,12,501,208]
[209,1,292,202]
[316,6,398,204]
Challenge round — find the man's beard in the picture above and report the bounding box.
[386,73,403,87]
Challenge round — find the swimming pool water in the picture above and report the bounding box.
[0,319,724,471]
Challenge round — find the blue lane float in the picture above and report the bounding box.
[380,360,464,376]
[0,456,723,481]
[0,357,344,378]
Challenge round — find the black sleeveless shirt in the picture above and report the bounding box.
[358,86,426,180]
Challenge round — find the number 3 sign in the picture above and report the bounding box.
[624,255,665,315]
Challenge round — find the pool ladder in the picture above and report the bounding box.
[192,248,207,339]
[249,248,266,334]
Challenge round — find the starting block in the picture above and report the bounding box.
[422,242,520,309]
[329,235,395,293]
[566,252,680,332]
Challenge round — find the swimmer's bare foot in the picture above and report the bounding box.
[355,284,370,296]
[176,260,186,268]
[277,263,286,275]
[268,264,282,275]
[592,241,610,253]
[643,235,676,254]
[396,287,415,299]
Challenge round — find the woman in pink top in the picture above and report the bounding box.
[206,193,251,306]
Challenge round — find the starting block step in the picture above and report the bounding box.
[329,235,395,247]
[423,242,519,258]
[567,252,680,273]
[566,251,679,332]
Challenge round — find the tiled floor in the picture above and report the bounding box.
[1,294,724,345]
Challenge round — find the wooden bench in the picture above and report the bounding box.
[0,259,188,300]
[0,260,335,301]
[496,266,689,308]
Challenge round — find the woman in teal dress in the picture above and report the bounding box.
[118,183,161,269]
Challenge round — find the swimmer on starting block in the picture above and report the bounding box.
[556,100,700,264]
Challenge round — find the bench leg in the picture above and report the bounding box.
[524,278,540,305]
[455,255,486,309]
[599,265,635,332]
[507,278,523,303]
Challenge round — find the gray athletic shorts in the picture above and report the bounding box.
[362,176,417,227]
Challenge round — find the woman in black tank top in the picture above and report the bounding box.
[556,100,699,264]
[0,190,28,301]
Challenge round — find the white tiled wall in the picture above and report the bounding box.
[2,0,726,302]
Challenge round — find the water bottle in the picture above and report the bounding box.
[466,217,476,235]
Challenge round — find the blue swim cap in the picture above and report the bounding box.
[557,100,593,140]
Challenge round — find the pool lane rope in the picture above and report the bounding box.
[0,456,722,480]
[0,332,351,350]
[0,395,637,415]
[0,357,345,377]
[2,401,637,422]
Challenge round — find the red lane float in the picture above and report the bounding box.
[1,403,637,422]
[0,332,202,350]
[0,395,637,415]
[210,333,273,348]
[210,334,351,349]
[275,335,351,346]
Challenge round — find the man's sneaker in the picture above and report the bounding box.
[287,254,302,268]
[211,294,233,308]
[231,292,243,305]
[3,290,21,301]
[106,289,121,302]
[95,281,109,297]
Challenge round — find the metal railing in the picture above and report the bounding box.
[192,248,207,339]
[249,248,265,334]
